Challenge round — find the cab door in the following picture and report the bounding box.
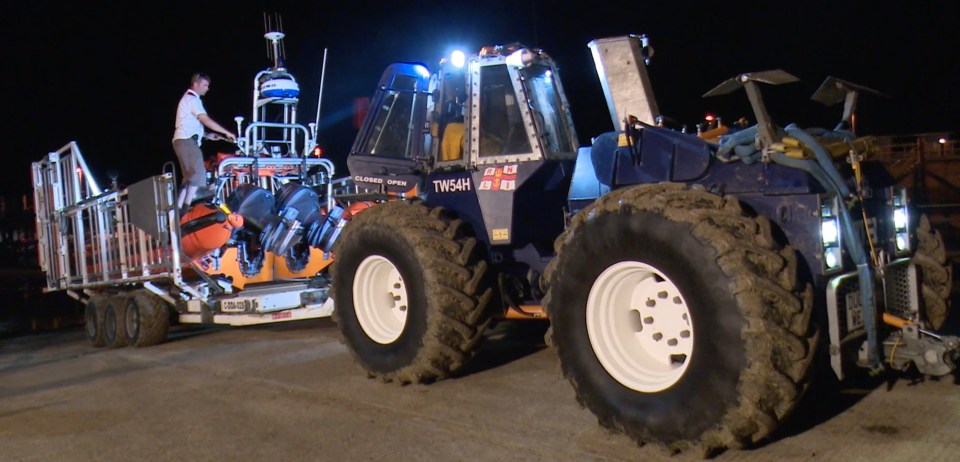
[348,63,430,193]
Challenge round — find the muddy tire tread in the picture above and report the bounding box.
[332,201,493,384]
[544,184,816,453]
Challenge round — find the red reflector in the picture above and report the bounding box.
[313,146,323,157]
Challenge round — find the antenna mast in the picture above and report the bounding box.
[246,13,302,157]
[263,12,287,69]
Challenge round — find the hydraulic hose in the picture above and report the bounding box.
[784,125,852,198]
[716,125,758,161]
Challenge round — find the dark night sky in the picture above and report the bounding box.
[4,1,958,198]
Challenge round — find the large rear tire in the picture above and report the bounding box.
[331,201,493,383]
[914,214,952,330]
[544,184,816,453]
[84,296,107,347]
[124,289,170,347]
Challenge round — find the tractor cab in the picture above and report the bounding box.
[428,45,580,169]
[348,45,578,252]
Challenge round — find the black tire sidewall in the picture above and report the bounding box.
[103,296,127,348]
[103,304,118,345]
[130,291,170,347]
[84,299,104,346]
[335,222,429,375]
[551,211,746,442]
[124,296,141,345]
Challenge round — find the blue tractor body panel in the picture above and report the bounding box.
[425,160,571,275]
[568,125,830,279]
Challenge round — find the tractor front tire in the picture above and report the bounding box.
[331,201,493,384]
[544,184,816,453]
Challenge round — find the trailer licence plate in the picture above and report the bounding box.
[220,297,259,313]
[845,292,864,331]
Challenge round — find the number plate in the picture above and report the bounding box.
[845,292,864,331]
[220,297,259,313]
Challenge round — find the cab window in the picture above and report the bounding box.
[522,65,575,156]
[362,75,418,159]
[478,66,531,157]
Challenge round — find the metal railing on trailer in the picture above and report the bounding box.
[32,142,187,303]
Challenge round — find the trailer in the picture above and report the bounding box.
[31,27,355,347]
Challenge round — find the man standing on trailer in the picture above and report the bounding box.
[172,73,237,212]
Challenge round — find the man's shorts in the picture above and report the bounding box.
[173,136,206,187]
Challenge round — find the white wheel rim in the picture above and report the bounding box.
[587,261,694,392]
[353,255,409,344]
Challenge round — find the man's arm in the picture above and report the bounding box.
[198,113,237,142]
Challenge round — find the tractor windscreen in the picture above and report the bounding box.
[478,65,532,157]
[361,75,419,159]
[522,65,575,158]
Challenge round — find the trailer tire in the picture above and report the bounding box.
[103,296,129,348]
[84,297,107,347]
[331,201,493,384]
[544,184,816,454]
[124,290,170,347]
[915,214,952,330]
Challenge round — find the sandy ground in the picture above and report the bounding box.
[1,319,958,462]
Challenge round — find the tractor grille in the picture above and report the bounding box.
[883,259,918,318]
[826,258,918,344]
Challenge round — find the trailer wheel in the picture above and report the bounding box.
[544,184,816,453]
[124,290,170,347]
[103,296,129,348]
[331,201,493,384]
[914,214,952,330]
[84,297,107,347]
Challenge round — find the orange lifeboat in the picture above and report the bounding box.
[180,203,245,260]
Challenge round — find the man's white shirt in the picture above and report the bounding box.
[173,89,207,142]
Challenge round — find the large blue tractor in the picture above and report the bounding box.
[328,35,956,453]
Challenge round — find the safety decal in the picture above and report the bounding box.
[478,165,518,191]
[353,175,410,187]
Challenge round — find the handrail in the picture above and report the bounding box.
[242,121,313,157]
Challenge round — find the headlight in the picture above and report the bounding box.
[450,50,466,68]
[824,246,842,269]
[893,209,907,230]
[821,220,839,245]
[821,196,843,273]
[505,48,536,67]
[892,188,910,254]
[896,233,909,252]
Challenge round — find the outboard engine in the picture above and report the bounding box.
[262,183,322,256]
[305,201,374,253]
[222,183,367,274]
[227,184,277,231]
[306,206,346,253]
[226,184,277,276]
